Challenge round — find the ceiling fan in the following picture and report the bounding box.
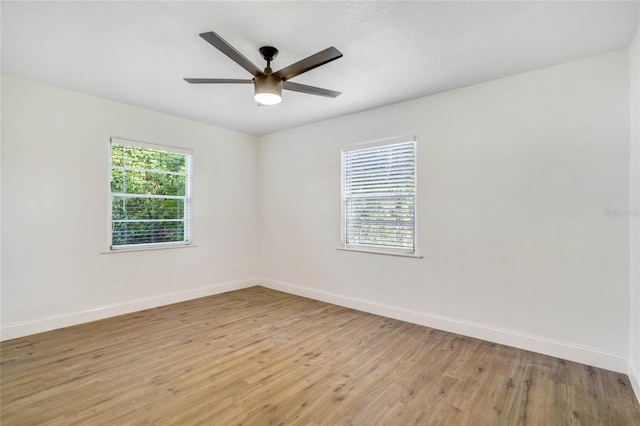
[184,31,343,106]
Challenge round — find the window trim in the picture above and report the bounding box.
[340,135,419,257]
[107,137,193,252]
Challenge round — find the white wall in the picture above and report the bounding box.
[1,75,260,339]
[629,21,640,399]
[259,50,631,372]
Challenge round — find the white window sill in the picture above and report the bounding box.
[336,246,423,259]
[101,244,198,254]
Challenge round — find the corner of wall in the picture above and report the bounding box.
[631,360,640,405]
[628,18,640,404]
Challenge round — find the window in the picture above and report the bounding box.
[109,138,191,249]
[342,136,416,254]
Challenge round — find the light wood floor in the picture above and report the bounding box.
[2,287,639,425]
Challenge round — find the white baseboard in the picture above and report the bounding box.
[258,278,628,374]
[630,360,640,405]
[2,276,630,376]
[0,278,258,341]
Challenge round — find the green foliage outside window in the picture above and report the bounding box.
[110,142,190,247]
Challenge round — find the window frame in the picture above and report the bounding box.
[340,135,419,257]
[108,137,193,252]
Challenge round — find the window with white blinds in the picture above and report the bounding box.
[110,138,191,249]
[342,137,416,253]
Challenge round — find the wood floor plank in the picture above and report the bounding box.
[2,286,639,425]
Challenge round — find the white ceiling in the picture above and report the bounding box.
[2,1,639,136]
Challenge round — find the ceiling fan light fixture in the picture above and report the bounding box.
[255,92,281,106]
[254,74,283,105]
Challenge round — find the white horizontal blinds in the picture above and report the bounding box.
[110,139,191,247]
[344,140,416,251]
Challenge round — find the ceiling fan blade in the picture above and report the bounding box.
[199,31,264,77]
[184,78,253,84]
[283,81,341,98]
[274,47,343,81]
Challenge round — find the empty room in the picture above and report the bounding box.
[2,1,640,424]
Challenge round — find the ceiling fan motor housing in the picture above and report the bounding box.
[254,74,283,105]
